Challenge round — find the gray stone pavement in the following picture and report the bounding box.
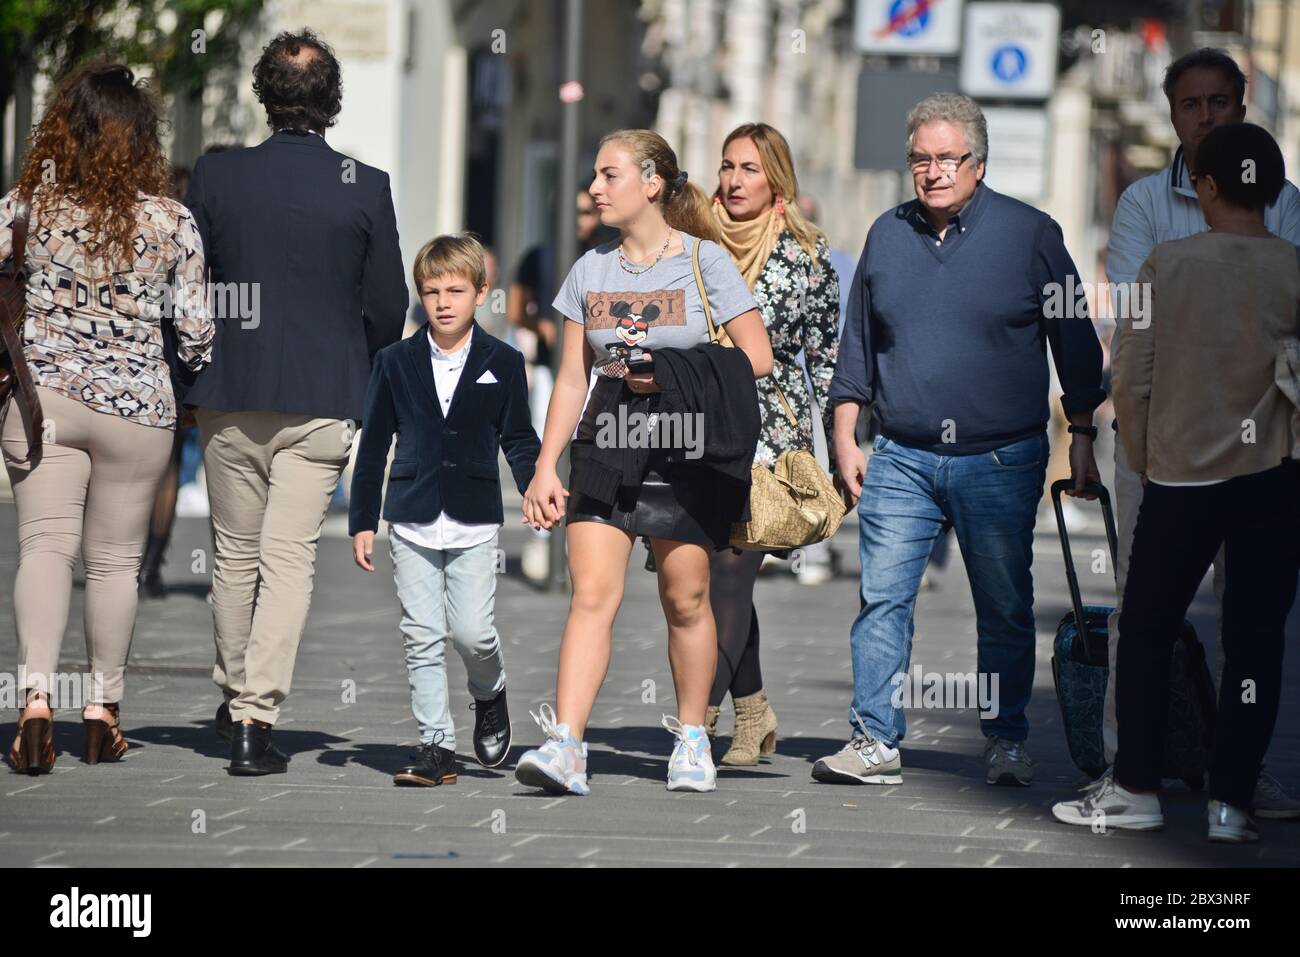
[1,478,1298,868]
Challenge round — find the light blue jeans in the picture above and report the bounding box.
[389,531,506,750]
[849,431,1049,746]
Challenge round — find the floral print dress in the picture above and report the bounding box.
[748,230,840,469]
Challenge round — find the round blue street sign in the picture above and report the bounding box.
[888,0,932,38]
[990,44,1029,83]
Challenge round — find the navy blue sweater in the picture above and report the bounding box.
[830,183,1105,454]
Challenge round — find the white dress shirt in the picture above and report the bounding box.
[390,330,500,551]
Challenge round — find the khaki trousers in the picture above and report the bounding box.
[3,388,173,704]
[196,409,351,724]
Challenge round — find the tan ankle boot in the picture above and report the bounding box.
[720,691,777,766]
[705,705,720,743]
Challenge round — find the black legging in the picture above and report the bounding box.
[709,547,765,705]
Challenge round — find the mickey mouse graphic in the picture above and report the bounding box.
[612,300,660,347]
[603,300,660,376]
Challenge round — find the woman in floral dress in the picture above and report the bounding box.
[705,123,840,765]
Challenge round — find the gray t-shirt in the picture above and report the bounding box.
[552,231,757,376]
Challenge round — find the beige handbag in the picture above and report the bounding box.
[691,238,846,551]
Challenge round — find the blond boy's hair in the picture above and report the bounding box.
[412,232,487,291]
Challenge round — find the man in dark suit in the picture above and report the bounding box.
[184,30,408,775]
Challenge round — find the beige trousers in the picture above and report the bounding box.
[196,409,351,724]
[3,388,174,705]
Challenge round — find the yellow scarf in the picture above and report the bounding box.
[711,197,785,289]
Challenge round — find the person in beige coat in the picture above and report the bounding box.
[1054,122,1300,843]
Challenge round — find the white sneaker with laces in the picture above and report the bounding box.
[663,715,716,792]
[514,704,589,796]
[1051,768,1164,831]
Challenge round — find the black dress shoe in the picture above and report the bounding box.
[215,701,234,742]
[471,688,511,768]
[394,742,458,787]
[228,722,289,775]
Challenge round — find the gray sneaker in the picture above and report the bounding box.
[984,737,1034,786]
[811,713,902,785]
[1208,800,1260,843]
[1253,771,1300,820]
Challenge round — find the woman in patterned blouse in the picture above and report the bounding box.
[705,123,840,765]
[1,63,213,772]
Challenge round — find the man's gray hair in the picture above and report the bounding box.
[905,93,988,166]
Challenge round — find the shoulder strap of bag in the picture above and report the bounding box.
[3,191,31,281]
[691,233,798,429]
[1,189,44,464]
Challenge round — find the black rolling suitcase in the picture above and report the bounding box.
[1048,479,1217,787]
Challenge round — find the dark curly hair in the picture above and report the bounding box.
[252,29,342,132]
[17,62,171,270]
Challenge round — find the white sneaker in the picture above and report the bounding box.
[1208,800,1260,843]
[514,704,589,795]
[663,715,716,792]
[522,535,549,582]
[175,482,210,518]
[1052,768,1164,831]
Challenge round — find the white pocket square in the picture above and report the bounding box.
[476,370,498,384]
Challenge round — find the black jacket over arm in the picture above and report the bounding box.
[347,323,540,535]
[183,130,409,421]
[571,343,758,516]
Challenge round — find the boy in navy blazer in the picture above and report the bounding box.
[350,234,539,786]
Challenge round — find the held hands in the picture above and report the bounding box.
[523,467,569,530]
[353,531,375,572]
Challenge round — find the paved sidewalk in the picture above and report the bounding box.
[1,497,1297,868]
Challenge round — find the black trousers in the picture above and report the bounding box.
[1114,461,1300,808]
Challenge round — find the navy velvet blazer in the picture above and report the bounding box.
[348,323,540,535]
[183,130,408,419]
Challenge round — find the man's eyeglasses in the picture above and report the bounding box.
[908,152,973,175]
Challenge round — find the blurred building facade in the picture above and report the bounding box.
[4,0,1298,302]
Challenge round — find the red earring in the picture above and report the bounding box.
[775,196,786,215]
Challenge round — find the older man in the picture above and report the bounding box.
[813,93,1104,788]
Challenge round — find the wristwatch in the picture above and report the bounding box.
[1068,424,1099,439]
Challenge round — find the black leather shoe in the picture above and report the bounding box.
[228,722,289,775]
[394,742,458,787]
[471,688,511,768]
[215,701,234,742]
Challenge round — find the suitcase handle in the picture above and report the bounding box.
[1050,479,1119,637]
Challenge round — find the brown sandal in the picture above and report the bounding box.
[7,697,55,775]
[83,703,128,764]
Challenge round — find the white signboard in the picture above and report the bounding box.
[980,106,1050,200]
[854,0,965,55]
[960,2,1060,99]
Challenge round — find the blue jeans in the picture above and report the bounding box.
[389,531,507,750]
[848,431,1049,746]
